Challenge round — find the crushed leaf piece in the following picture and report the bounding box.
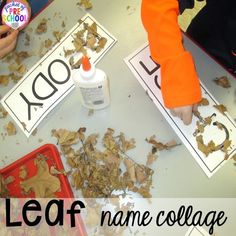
[195,121,205,134]
[50,166,67,176]
[222,139,231,153]
[0,174,15,197]
[10,73,22,83]
[124,159,136,182]
[15,51,31,65]
[44,39,53,48]
[119,132,136,152]
[63,48,75,57]
[0,75,9,86]
[146,152,157,166]
[204,116,212,125]
[198,97,209,106]
[213,76,231,88]
[214,104,227,114]
[21,121,27,130]
[196,135,216,157]
[31,128,38,136]
[51,129,80,146]
[53,30,64,42]
[146,135,179,151]
[69,57,82,70]
[77,0,93,10]
[5,121,17,136]
[0,106,8,118]
[19,166,28,180]
[96,37,107,53]
[35,18,48,34]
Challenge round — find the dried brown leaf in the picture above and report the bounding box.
[198,97,209,106]
[213,76,231,88]
[15,51,31,65]
[5,121,17,136]
[119,132,136,152]
[0,75,9,86]
[52,129,80,146]
[44,39,53,48]
[146,152,157,166]
[53,30,64,42]
[146,135,178,151]
[214,104,227,114]
[19,166,28,179]
[0,106,8,118]
[20,154,61,197]
[77,0,93,10]
[96,37,107,53]
[196,135,216,156]
[0,174,15,197]
[124,159,136,182]
[36,18,48,34]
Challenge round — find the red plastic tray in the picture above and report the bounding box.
[0,144,87,236]
[1,144,73,198]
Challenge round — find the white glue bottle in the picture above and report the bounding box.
[73,56,110,109]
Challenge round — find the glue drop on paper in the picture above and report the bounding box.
[73,56,110,109]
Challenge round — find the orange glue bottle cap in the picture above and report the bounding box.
[82,55,91,71]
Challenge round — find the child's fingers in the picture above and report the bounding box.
[0,25,11,35]
[0,30,18,49]
[182,110,193,125]
[193,103,198,112]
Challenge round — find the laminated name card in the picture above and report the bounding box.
[1,13,117,137]
[125,43,236,178]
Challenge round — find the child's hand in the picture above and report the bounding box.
[170,104,198,125]
[0,25,19,58]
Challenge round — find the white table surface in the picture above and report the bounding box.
[0,0,236,198]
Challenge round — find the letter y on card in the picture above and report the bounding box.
[1,14,117,137]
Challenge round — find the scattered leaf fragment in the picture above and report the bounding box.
[124,159,136,182]
[51,129,80,146]
[213,76,231,88]
[214,104,227,114]
[53,30,64,42]
[36,18,48,34]
[19,166,28,180]
[146,152,157,166]
[50,166,67,176]
[44,39,53,48]
[0,106,8,118]
[0,75,9,86]
[196,135,216,157]
[146,135,179,151]
[198,97,209,106]
[77,0,93,10]
[5,121,17,136]
[0,174,15,197]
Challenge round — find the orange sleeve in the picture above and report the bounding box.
[141,0,201,108]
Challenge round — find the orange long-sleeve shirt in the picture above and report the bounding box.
[141,0,202,108]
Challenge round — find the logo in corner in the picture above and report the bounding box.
[1,1,29,30]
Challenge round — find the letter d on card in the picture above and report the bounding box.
[1,14,117,137]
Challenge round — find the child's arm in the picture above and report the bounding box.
[141,0,202,124]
